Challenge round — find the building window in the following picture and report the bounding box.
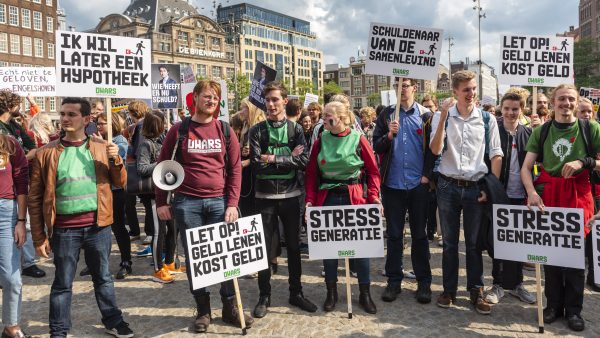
[253,40,260,47]
[226,67,234,78]
[0,61,7,67]
[35,97,45,110]
[22,9,31,28]
[0,33,7,53]
[8,6,18,26]
[9,34,19,54]
[45,16,53,32]
[33,11,42,31]
[0,5,5,24]
[10,63,20,66]
[245,50,252,59]
[22,37,32,56]
[226,52,234,61]
[244,38,252,45]
[177,31,188,41]
[33,0,42,3]
[211,37,221,48]
[212,66,222,78]
[34,38,43,57]
[159,42,170,52]
[47,42,54,59]
[49,97,56,112]
[195,34,204,45]
[47,0,53,6]
[261,42,268,48]
[196,64,207,78]
[353,87,362,96]
[353,98,362,109]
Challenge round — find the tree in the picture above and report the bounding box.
[226,72,251,110]
[296,79,314,103]
[574,38,600,88]
[323,80,343,95]
[367,92,381,107]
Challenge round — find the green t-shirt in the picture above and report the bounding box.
[525,120,600,176]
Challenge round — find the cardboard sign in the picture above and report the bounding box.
[365,23,443,80]
[249,61,276,111]
[380,89,397,106]
[493,205,585,269]
[151,64,181,109]
[55,31,151,98]
[579,87,600,114]
[0,67,56,96]
[181,65,196,84]
[593,221,600,284]
[185,215,268,290]
[218,80,229,123]
[307,204,384,260]
[498,35,574,87]
[303,93,319,108]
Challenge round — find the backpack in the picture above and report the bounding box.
[536,119,600,185]
[174,117,232,173]
[442,109,491,155]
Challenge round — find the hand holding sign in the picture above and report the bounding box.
[526,192,545,212]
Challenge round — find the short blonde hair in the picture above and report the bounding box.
[550,83,579,103]
[359,106,376,120]
[452,70,476,89]
[128,100,149,120]
[324,101,355,128]
[329,94,350,110]
[578,97,593,106]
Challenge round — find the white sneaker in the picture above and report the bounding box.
[484,284,504,304]
[403,270,416,279]
[509,283,536,304]
[142,236,152,245]
[437,239,443,247]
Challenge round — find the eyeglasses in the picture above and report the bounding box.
[201,95,220,101]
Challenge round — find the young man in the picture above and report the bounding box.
[155,80,253,332]
[521,84,599,332]
[484,92,535,305]
[373,78,433,304]
[429,70,503,315]
[29,97,133,338]
[249,81,317,318]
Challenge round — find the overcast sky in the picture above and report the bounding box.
[62,0,578,72]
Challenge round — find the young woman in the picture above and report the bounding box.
[0,92,30,338]
[305,101,381,314]
[299,112,313,150]
[97,113,132,279]
[137,111,181,283]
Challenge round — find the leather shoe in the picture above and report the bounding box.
[381,284,401,302]
[543,307,563,323]
[22,265,45,278]
[567,314,585,331]
[253,295,270,318]
[115,261,132,280]
[416,284,432,304]
[289,293,317,313]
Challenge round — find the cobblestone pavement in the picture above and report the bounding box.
[10,229,600,338]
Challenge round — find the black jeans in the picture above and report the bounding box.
[585,233,595,283]
[256,197,303,296]
[544,265,585,316]
[125,194,140,236]
[111,189,131,263]
[490,198,524,290]
[139,195,155,238]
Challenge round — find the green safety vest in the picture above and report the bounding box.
[55,140,98,215]
[256,121,296,180]
[317,129,363,190]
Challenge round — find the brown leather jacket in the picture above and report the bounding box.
[29,138,127,246]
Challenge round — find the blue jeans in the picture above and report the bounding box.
[382,184,432,286]
[0,199,21,326]
[322,191,371,284]
[172,194,235,298]
[49,225,124,337]
[436,176,484,292]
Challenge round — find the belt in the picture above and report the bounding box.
[439,174,478,187]
[327,186,350,195]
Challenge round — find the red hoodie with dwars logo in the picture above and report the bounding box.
[155,119,241,208]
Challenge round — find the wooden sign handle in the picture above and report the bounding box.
[105,98,113,142]
[535,263,544,333]
[345,258,353,319]
[232,277,247,335]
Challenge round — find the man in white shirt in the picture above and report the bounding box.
[429,70,503,315]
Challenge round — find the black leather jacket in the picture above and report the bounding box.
[249,118,308,197]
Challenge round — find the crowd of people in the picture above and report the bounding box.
[0,71,599,337]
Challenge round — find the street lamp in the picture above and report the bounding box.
[227,13,240,109]
[473,0,486,100]
[446,36,454,86]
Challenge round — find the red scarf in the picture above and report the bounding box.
[536,168,593,236]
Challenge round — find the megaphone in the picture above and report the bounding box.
[153,160,185,191]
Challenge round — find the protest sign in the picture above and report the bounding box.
[498,35,574,87]
[181,80,228,122]
[0,67,56,96]
[493,204,585,269]
[151,64,181,109]
[249,61,276,111]
[380,89,397,106]
[56,31,151,98]
[303,93,319,108]
[218,80,229,123]
[579,87,600,114]
[181,65,196,84]
[306,204,384,260]
[593,221,600,284]
[185,215,268,290]
[365,23,443,80]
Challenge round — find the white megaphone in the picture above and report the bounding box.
[152,160,185,191]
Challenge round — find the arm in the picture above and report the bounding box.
[108,146,126,188]
[487,117,503,178]
[304,139,321,205]
[359,136,381,203]
[136,141,158,177]
[225,126,242,208]
[28,153,47,247]
[11,141,28,247]
[372,108,391,154]
[271,123,308,170]
[17,123,37,152]
[429,111,446,156]
[250,123,307,174]
[491,156,502,178]
[520,152,544,210]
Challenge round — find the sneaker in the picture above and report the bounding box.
[135,246,152,257]
[350,270,358,278]
[142,235,152,245]
[470,288,492,315]
[164,262,186,274]
[484,284,504,304]
[129,232,141,241]
[403,270,416,279]
[105,321,134,338]
[509,284,536,304]
[152,267,174,284]
[436,292,456,308]
[437,239,443,247]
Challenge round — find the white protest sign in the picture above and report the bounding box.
[185,215,268,290]
[493,204,585,269]
[579,87,600,114]
[498,35,574,87]
[303,93,319,108]
[218,80,229,123]
[593,221,600,284]
[55,31,151,98]
[307,204,384,260]
[380,89,397,106]
[365,23,443,80]
[0,67,56,96]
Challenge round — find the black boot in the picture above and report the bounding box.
[359,283,377,314]
[115,261,132,280]
[221,297,254,328]
[323,282,338,312]
[193,293,212,333]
